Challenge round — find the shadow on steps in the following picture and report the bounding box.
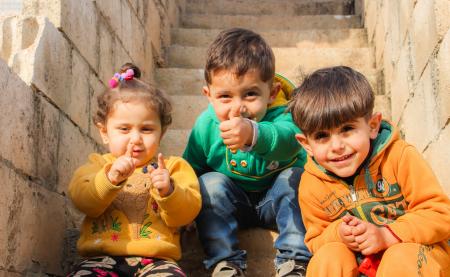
[180,228,278,277]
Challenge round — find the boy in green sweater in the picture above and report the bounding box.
[183,28,311,277]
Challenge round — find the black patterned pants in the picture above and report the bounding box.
[67,256,186,277]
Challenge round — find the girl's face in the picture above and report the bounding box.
[98,101,163,167]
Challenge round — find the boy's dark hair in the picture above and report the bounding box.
[288,66,374,135]
[94,63,172,132]
[204,28,275,84]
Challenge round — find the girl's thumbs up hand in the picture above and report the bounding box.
[148,153,173,197]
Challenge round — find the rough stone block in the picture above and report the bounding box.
[98,17,114,87]
[411,0,439,80]
[401,64,440,152]
[434,0,450,40]
[374,1,386,69]
[0,59,36,176]
[398,0,415,45]
[436,29,450,129]
[365,0,378,43]
[35,96,60,189]
[57,116,99,195]
[60,0,98,71]
[23,0,98,70]
[67,49,90,133]
[0,164,66,275]
[423,125,450,196]
[145,0,162,59]
[88,71,107,146]
[12,17,72,111]
[390,40,412,124]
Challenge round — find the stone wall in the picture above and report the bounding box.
[0,0,185,275]
[361,0,450,195]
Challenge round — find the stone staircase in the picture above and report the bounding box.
[156,0,390,276]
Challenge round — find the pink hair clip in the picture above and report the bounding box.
[108,69,135,88]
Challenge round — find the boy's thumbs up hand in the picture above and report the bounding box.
[149,153,173,197]
[220,105,254,151]
[107,142,136,185]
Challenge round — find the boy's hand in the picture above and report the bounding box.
[107,142,135,185]
[353,222,400,255]
[148,153,173,197]
[339,215,361,251]
[219,105,253,151]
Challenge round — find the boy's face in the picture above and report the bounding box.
[203,68,279,122]
[98,101,163,167]
[295,114,381,177]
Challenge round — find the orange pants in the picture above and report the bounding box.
[306,242,450,277]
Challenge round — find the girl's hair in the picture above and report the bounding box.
[93,63,172,132]
[288,66,374,136]
[204,28,275,84]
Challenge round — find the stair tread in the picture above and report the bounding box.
[182,14,362,30]
[172,28,368,48]
[167,45,375,71]
[186,0,354,16]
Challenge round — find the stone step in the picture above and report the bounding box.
[186,0,354,16]
[160,94,390,157]
[179,228,278,277]
[181,14,361,30]
[166,46,375,72]
[171,28,368,48]
[156,68,380,97]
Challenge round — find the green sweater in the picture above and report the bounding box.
[183,86,306,191]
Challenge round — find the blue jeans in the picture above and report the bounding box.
[195,168,311,270]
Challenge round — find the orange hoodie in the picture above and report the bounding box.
[299,121,450,254]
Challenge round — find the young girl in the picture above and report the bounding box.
[68,63,201,277]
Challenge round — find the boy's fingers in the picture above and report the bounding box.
[228,105,241,120]
[157,153,166,169]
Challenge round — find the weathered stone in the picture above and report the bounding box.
[88,71,107,146]
[23,0,98,70]
[401,64,440,152]
[57,116,98,195]
[436,29,450,129]
[374,1,386,69]
[0,59,36,177]
[35,95,60,190]
[390,40,413,124]
[411,0,439,80]
[67,49,90,133]
[398,0,415,45]
[98,17,115,87]
[13,17,72,111]
[423,125,450,196]
[0,164,66,275]
[61,0,98,70]
[364,0,378,43]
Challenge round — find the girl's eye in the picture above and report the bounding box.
[141,127,153,133]
[118,127,129,131]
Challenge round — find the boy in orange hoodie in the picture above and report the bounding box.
[288,66,450,276]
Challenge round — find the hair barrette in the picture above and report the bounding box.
[109,69,135,88]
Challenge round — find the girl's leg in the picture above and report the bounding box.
[377,243,450,277]
[306,242,358,277]
[138,259,186,277]
[67,256,133,277]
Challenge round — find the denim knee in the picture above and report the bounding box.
[198,172,234,206]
